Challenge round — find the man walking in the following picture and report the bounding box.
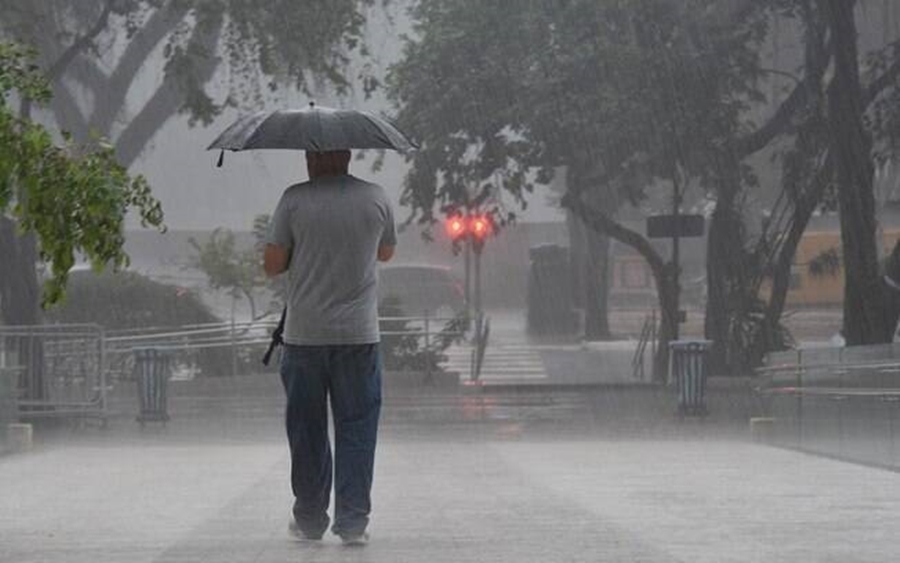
[263,149,395,545]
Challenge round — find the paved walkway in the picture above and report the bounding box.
[2,424,899,562]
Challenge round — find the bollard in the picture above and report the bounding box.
[7,423,33,452]
[750,417,775,443]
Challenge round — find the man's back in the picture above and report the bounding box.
[268,174,396,345]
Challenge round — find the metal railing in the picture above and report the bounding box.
[0,315,470,421]
[757,345,900,470]
[632,310,657,381]
[0,324,107,421]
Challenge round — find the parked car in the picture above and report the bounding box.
[378,264,465,318]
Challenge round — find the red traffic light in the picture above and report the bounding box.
[446,216,466,239]
[445,214,492,241]
[470,215,491,239]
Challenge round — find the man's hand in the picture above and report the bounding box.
[377,244,395,262]
[264,244,290,277]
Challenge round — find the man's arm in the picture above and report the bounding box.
[264,244,290,277]
[377,244,395,262]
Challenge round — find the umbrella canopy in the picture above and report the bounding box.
[207,102,418,154]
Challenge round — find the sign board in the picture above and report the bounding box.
[646,214,705,239]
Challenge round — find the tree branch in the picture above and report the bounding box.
[865,42,900,105]
[115,13,225,166]
[91,3,191,135]
[734,11,831,158]
[560,188,666,276]
[733,77,814,157]
[63,56,109,97]
[46,0,115,81]
[50,81,90,140]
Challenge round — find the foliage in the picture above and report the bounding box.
[0,42,164,306]
[1,1,382,323]
[0,0,386,164]
[189,214,279,320]
[0,42,49,101]
[388,0,770,226]
[378,296,464,374]
[808,247,841,278]
[388,0,776,377]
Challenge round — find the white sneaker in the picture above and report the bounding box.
[340,532,369,546]
[288,520,323,542]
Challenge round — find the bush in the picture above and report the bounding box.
[378,296,465,375]
[47,270,218,328]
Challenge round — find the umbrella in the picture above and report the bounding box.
[207,102,417,165]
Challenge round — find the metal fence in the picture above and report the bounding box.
[758,344,900,470]
[0,324,107,421]
[0,314,470,422]
[105,320,278,381]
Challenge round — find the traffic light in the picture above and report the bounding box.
[470,215,491,239]
[446,215,466,240]
[470,215,491,253]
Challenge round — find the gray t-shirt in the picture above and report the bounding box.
[267,175,396,345]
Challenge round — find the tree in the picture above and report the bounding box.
[819,0,891,344]
[0,41,163,309]
[1,41,164,399]
[0,0,382,325]
[742,1,900,352]
[1,1,383,165]
[390,0,900,379]
[189,215,277,322]
[388,0,776,377]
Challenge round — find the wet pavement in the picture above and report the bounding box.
[0,309,891,562]
[2,413,899,562]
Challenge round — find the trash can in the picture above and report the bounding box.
[669,340,712,417]
[527,244,577,335]
[134,348,170,425]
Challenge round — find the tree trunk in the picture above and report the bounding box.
[583,227,612,340]
[0,219,45,400]
[561,191,676,381]
[566,210,585,310]
[654,264,679,380]
[755,149,832,362]
[704,171,744,376]
[0,219,40,327]
[822,0,892,344]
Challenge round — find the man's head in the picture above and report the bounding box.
[306,150,351,178]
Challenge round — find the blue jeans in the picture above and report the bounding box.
[279,344,382,538]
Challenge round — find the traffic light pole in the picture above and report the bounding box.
[473,242,482,320]
[445,210,491,382]
[464,236,472,318]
